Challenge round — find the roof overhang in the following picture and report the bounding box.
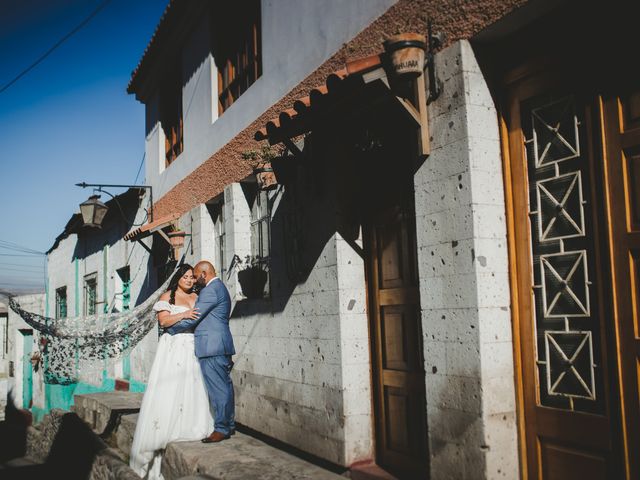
[123,212,181,242]
[254,51,430,157]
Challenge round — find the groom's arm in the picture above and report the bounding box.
[166,286,218,335]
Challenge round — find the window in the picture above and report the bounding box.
[84,274,98,316]
[215,204,226,280]
[115,267,131,312]
[160,63,183,167]
[213,0,262,114]
[1,315,8,357]
[251,189,271,265]
[55,287,67,319]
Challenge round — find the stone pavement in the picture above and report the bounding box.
[74,392,346,479]
[162,433,345,480]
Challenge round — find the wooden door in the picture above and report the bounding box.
[504,72,621,479]
[365,201,428,478]
[601,89,640,480]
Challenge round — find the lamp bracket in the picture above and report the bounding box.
[425,20,445,103]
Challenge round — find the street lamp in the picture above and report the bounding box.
[79,194,109,228]
[76,182,154,228]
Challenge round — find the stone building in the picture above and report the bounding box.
[40,188,154,415]
[3,293,45,420]
[0,301,8,420]
[56,0,639,478]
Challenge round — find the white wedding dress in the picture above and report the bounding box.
[129,301,214,479]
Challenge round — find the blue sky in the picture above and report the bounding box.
[0,0,167,294]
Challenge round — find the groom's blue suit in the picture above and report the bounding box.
[166,277,235,436]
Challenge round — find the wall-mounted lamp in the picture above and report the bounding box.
[79,194,109,228]
[76,182,154,228]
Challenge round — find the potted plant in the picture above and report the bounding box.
[242,144,280,190]
[236,255,269,299]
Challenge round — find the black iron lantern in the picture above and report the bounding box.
[79,194,108,228]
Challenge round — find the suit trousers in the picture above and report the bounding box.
[199,355,235,436]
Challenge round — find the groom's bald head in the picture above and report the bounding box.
[194,261,216,286]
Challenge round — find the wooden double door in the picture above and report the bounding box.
[505,67,640,478]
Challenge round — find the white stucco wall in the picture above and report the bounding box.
[414,40,519,479]
[6,293,45,413]
[145,0,397,199]
[46,203,156,387]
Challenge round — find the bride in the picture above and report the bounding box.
[130,263,214,479]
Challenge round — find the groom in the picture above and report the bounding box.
[166,260,235,443]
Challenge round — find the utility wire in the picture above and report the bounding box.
[0,240,44,255]
[133,151,146,185]
[0,0,113,94]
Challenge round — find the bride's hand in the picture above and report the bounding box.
[182,308,200,320]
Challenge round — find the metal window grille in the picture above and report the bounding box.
[55,287,67,319]
[216,205,226,279]
[250,190,270,261]
[84,275,98,316]
[117,267,131,311]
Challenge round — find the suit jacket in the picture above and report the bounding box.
[166,278,235,358]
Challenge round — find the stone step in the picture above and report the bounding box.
[73,391,143,435]
[162,432,346,480]
[115,413,138,461]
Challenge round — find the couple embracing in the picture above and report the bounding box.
[130,261,235,479]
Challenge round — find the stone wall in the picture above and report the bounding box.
[169,165,373,466]
[414,40,518,479]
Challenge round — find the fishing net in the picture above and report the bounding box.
[8,275,172,385]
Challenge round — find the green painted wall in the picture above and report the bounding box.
[22,333,33,409]
[38,376,146,419]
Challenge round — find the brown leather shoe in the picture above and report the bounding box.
[201,431,229,443]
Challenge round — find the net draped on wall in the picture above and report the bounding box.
[8,275,172,385]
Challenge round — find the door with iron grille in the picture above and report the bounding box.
[504,71,622,478]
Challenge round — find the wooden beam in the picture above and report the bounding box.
[283,138,303,156]
[136,239,153,255]
[394,95,422,126]
[157,229,172,246]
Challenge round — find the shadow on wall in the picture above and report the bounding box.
[231,94,420,322]
[0,391,104,479]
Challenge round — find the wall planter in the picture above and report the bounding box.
[167,230,186,248]
[243,145,282,191]
[383,33,426,77]
[253,161,278,191]
[238,265,268,299]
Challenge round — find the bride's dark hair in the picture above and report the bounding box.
[167,263,194,305]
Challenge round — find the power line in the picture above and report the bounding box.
[0,253,43,257]
[0,267,46,274]
[0,0,113,94]
[0,242,44,255]
[0,262,45,269]
[133,151,146,185]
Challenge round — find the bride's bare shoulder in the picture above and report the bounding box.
[159,291,171,302]
[188,292,198,301]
